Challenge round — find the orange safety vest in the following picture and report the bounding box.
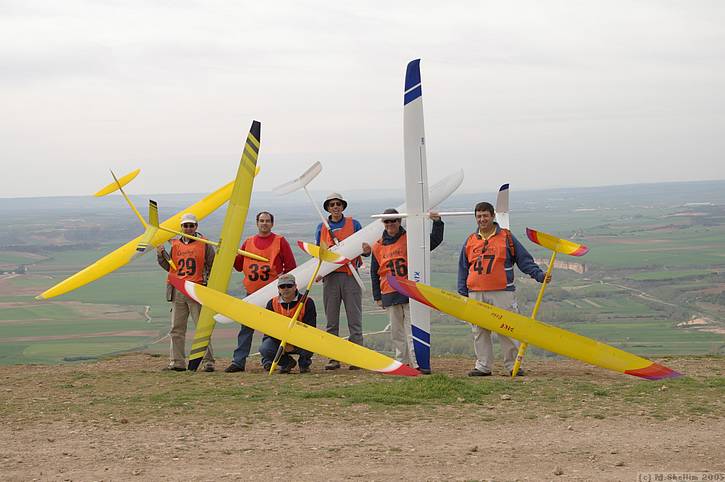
[373,233,408,294]
[271,295,306,320]
[167,237,206,285]
[320,217,361,275]
[242,235,283,294]
[464,229,514,291]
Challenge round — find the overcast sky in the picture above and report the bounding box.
[2,0,724,198]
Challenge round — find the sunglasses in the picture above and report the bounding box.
[383,219,400,224]
[328,201,343,207]
[278,284,295,289]
[181,223,197,228]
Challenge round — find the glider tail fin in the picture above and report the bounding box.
[495,183,510,230]
[102,169,148,230]
[133,200,160,256]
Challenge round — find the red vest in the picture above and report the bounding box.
[242,234,283,294]
[271,295,306,320]
[167,237,206,285]
[320,217,360,275]
[373,233,408,294]
[464,229,513,291]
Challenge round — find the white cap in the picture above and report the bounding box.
[180,213,198,225]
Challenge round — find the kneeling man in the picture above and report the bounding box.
[259,273,317,374]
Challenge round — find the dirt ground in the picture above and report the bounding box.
[1,354,723,481]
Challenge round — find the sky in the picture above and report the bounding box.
[2,0,724,198]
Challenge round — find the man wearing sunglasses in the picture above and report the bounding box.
[157,213,216,372]
[458,202,549,377]
[370,208,444,372]
[225,211,297,373]
[259,273,316,373]
[315,193,371,370]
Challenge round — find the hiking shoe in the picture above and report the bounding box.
[163,366,186,372]
[510,368,526,377]
[204,364,215,373]
[299,366,311,374]
[325,360,341,370]
[224,363,245,373]
[263,362,272,372]
[279,358,297,374]
[467,368,492,377]
[348,365,361,370]
[418,368,432,375]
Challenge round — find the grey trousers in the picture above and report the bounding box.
[387,302,417,367]
[323,271,363,349]
[469,290,519,373]
[169,289,214,369]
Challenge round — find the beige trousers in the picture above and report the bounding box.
[169,289,214,368]
[469,290,519,373]
[386,303,417,367]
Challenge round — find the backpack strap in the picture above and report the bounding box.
[502,228,515,258]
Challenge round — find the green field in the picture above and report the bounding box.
[1,183,724,365]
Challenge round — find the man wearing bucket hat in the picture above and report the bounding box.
[259,273,317,373]
[315,192,371,370]
[156,213,216,372]
[370,208,444,371]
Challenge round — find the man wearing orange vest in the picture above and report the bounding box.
[315,192,371,370]
[259,273,317,373]
[457,202,550,377]
[371,208,444,371]
[225,211,296,373]
[156,213,216,372]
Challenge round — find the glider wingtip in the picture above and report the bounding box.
[572,245,590,257]
[250,120,261,140]
[625,363,682,380]
[385,363,420,377]
[187,358,201,372]
[404,59,422,102]
[387,275,434,309]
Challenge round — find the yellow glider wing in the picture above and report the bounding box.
[388,277,681,380]
[187,121,261,370]
[94,169,141,197]
[171,278,418,376]
[36,181,234,300]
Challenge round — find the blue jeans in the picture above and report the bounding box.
[259,335,313,369]
[231,324,254,368]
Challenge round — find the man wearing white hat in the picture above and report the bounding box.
[315,193,371,370]
[157,213,216,372]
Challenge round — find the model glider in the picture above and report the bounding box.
[268,240,350,374]
[214,168,465,324]
[37,170,235,300]
[388,276,681,380]
[511,228,589,378]
[171,277,419,376]
[145,200,269,263]
[187,120,261,372]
